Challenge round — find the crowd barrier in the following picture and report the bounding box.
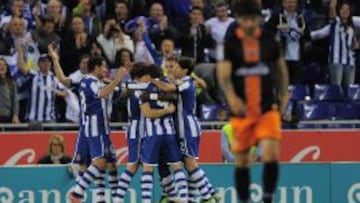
[1,130,360,165]
[0,163,359,203]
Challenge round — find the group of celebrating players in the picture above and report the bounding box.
[48,0,290,202]
[59,53,221,203]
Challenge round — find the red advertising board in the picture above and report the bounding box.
[0,131,222,165]
[280,130,360,162]
[0,130,359,165]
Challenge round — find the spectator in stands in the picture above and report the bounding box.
[147,2,179,48]
[0,0,29,31]
[97,17,134,68]
[0,58,20,123]
[38,134,72,164]
[30,18,60,54]
[221,123,235,163]
[72,0,102,38]
[266,0,311,84]
[0,16,31,55]
[33,0,67,33]
[60,16,92,75]
[311,0,360,88]
[133,22,155,64]
[114,0,131,34]
[180,7,213,63]
[17,47,68,123]
[191,0,213,20]
[205,2,234,61]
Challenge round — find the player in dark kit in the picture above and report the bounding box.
[217,1,289,203]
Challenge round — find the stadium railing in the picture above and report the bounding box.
[0,120,360,131]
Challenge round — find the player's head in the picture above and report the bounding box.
[130,62,146,80]
[164,56,177,77]
[88,56,108,79]
[173,57,195,79]
[146,64,162,79]
[233,0,262,35]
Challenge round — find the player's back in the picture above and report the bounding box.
[79,75,110,136]
[142,82,176,136]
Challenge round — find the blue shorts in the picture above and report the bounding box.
[141,134,182,165]
[72,131,90,166]
[177,116,201,159]
[127,137,142,164]
[87,134,116,163]
[179,136,200,159]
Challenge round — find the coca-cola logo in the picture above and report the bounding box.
[4,149,36,166]
[290,146,321,163]
[4,147,129,166]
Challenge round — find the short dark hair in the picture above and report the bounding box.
[41,17,55,25]
[88,56,105,72]
[146,64,162,79]
[233,0,261,17]
[130,62,146,80]
[178,57,195,76]
[215,2,228,8]
[191,6,203,13]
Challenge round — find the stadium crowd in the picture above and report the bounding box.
[0,0,359,124]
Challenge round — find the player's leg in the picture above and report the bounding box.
[234,151,251,203]
[158,156,177,201]
[231,118,255,203]
[69,157,107,203]
[165,134,188,203]
[259,139,280,203]
[255,110,282,203]
[117,137,141,202]
[184,157,213,202]
[141,135,162,203]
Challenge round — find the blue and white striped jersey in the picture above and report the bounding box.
[79,75,110,137]
[176,76,201,138]
[25,70,65,122]
[140,83,176,136]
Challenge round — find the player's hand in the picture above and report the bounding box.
[166,104,176,114]
[115,67,128,82]
[227,95,245,116]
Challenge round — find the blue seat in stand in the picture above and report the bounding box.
[314,84,344,101]
[289,85,310,101]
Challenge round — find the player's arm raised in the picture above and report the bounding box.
[276,56,290,114]
[140,103,176,119]
[48,44,72,87]
[217,61,245,116]
[98,68,127,98]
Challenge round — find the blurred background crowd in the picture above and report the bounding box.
[1,0,360,127]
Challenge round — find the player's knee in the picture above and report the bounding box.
[92,158,107,169]
[127,164,138,173]
[184,157,198,172]
[107,163,117,172]
[143,164,154,172]
[235,152,250,167]
[170,163,183,171]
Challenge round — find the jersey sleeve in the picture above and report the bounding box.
[177,78,192,93]
[89,80,102,98]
